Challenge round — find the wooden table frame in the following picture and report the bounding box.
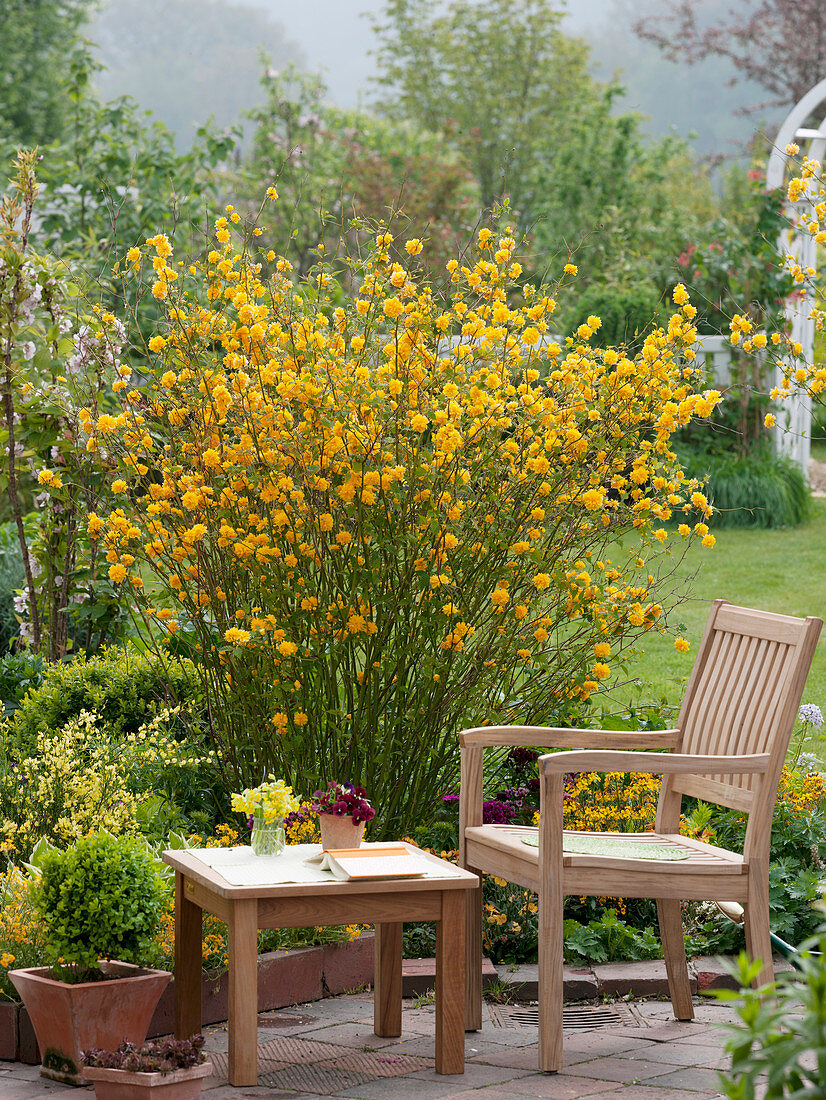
[162,844,478,1085]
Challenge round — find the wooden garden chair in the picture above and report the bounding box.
[459,600,822,1072]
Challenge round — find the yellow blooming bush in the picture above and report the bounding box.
[562,771,662,834]
[0,709,214,861]
[83,206,719,834]
[746,146,826,409]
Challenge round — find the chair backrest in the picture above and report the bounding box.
[656,600,821,848]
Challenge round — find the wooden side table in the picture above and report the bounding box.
[162,843,479,1086]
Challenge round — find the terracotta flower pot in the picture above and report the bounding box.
[8,961,171,1085]
[85,1060,212,1100]
[319,814,366,850]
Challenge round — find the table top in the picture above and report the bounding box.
[162,841,479,900]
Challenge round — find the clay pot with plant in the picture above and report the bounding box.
[312,782,376,849]
[82,1034,212,1100]
[9,832,171,1086]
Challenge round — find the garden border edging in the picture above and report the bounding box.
[0,947,771,1066]
[2,932,375,1065]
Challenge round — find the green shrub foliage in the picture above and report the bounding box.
[718,921,826,1100]
[566,282,665,354]
[32,832,167,975]
[7,644,204,756]
[680,447,809,529]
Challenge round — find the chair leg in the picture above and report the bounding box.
[537,888,563,1072]
[465,874,483,1031]
[744,865,775,991]
[657,899,694,1020]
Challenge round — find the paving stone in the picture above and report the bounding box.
[640,1066,725,1091]
[204,1088,308,1099]
[618,1022,713,1043]
[407,1061,535,1086]
[588,1088,720,1100]
[6,987,739,1100]
[448,1079,609,1100]
[334,1077,476,1098]
[562,1034,654,1056]
[634,1042,728,1068]
[299,1023,417,1049]
[564,1057,679,1083]
[507,1076,620,1099]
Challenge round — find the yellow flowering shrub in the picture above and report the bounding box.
[84,208,719,835]
[562,771,662,833]
[0,868,45,1000]
[0,710,214,861]
[747,147,826,408]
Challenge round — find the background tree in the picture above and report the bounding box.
[634,0,826,114]
[240,66,479,279]
[370,0,597,221]
[0,0,96,149]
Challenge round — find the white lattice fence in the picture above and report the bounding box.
[692,334,810,472]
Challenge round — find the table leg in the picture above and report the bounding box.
[227,898,259,1086]
[373,922,402,1037]
[174,872,202,1041]
[435,890,465,1074]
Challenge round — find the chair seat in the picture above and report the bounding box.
[464,825,747,900]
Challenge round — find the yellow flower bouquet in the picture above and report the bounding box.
[231,777,299,856]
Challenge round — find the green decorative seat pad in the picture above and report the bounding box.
[521,833,690,860]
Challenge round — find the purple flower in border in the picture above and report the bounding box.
[482,799,517,824]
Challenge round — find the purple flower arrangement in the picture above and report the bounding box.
[312,781,376,825]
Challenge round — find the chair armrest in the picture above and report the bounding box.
[538,750,771,776]
[459,726,680,751]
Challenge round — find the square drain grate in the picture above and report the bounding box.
[489,1002,647,1031]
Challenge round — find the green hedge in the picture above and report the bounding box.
[7,644,205,756]
[566,282,665,353]
[680,447,809,529]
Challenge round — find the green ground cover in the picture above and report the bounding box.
[612,497,826,729]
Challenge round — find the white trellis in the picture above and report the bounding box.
[762,79,826,473]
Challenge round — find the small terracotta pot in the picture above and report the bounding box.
[84,1060,212,1099]
[319,815,366,850]
[8,960,171,1085]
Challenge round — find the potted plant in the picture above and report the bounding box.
[312,781,376,849]
[9,831,170,1085]
[82,1035,212,1099]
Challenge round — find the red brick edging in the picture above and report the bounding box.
[0,932,375,1065]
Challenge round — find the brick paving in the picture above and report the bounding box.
[0,991,740,1099]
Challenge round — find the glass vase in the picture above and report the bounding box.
[250,809,285,857]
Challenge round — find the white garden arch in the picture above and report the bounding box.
[761,78,826,472]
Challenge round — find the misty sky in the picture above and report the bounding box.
[228,0,617,108]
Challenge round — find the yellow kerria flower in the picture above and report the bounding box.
[108,563,127,583]
[533,573,551,590]
[674,637,690,653]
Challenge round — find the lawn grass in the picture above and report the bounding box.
[606,498,826,735]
